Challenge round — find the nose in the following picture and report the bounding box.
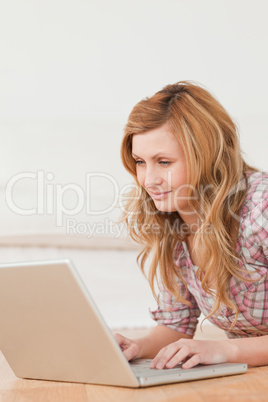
[144,166,163,189]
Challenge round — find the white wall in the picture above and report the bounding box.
[0,0,267,238]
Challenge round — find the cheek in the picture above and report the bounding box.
[136,169,144,186]
[169,167,187,189]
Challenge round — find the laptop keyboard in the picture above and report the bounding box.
[130,359,183,377]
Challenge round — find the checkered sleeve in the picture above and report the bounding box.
[149,280,201,337]
[242,175,268,262]
[253,198,268,260]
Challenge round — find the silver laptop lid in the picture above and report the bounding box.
[0,259,139,387]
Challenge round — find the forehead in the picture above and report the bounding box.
[132,124,182,155]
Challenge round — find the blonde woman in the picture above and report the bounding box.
[114,81,268,370]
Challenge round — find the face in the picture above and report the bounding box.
[132,123,195,218]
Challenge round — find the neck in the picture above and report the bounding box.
[179,212,201,235]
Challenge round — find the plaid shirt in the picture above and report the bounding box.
[150,171,268,338]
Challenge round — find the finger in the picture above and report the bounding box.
[113,333,138,361]
[165,344,192,369]
[122,342,138,361]
[182,354,201,369]
[150,348,170,369]
[151,343,184,369]
[113,333,126,347]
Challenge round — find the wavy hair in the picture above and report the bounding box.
[120,81,258,331]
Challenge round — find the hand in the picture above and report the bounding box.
[113,333,140,361]
[150,339,233,370]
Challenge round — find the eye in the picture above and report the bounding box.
[159,161,170,166]
[134,160,145,165]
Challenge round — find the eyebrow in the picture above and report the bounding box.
[132,152,173,160]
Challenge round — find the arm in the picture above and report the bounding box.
[228,335,268,366]
[150,334,268,370]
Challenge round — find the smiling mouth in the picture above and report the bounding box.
[150,191,171,199]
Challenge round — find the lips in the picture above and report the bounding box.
[149,190,171,200]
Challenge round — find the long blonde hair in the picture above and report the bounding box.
[120,81,258,329]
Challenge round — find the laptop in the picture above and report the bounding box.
[0,259,247,387]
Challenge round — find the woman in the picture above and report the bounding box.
[114,81,268,370]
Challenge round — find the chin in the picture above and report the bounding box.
[153,201,176,213]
